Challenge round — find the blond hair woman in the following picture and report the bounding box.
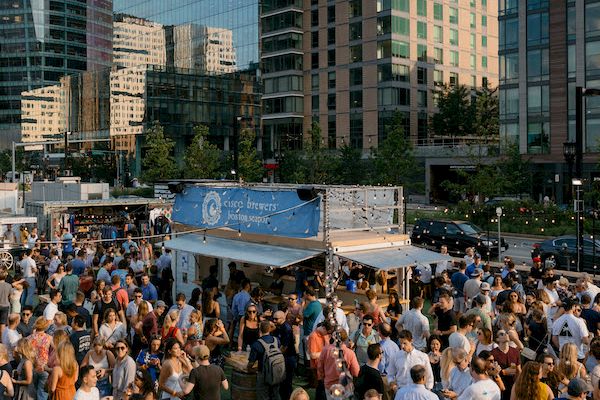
[49,341,78,400]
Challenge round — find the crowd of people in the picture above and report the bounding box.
[1,224,600,400]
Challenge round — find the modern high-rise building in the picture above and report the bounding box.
[261,0,498,158]
[498,0,600,202]
[113,14,167,69]
[0,0,113,146]
[173,24,237,74]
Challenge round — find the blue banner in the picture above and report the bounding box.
[172,187,321,238]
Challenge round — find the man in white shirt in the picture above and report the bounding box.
[543,276,562,321]
[388,329,434,390]
[449,314,476,357]
[312,301,349,334]
[43,289,61,322]
[2,313,21,362]
[47,249,61,275]
[435,245,451,276]
[169,292,195,330]
[129,251,145,279]
[396,297,430,351]
[551,298,590,359]
[576,276,600,308]
[458,356,501,400]
[20,249,37,306]
[463,268,483,307]
[394,365,438,400]
[74,365,100,400]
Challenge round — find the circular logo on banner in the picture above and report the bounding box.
[202,191,222,226]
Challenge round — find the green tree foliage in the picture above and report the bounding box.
[141,122,179,182]
[183,125,221,179]
[237,128,264,182]
[373,111,418,188]
[334,144,365,185]
[304,121,335,184]
[472,83,499,138]
[431,85,475,137]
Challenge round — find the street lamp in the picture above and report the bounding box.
[496,207,502,263]
[573,178,584,271]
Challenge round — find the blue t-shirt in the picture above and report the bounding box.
[62,233,73,253]
[71,259,86,275]
[303,300,322,336]
[451,271,469,297]
[136,349,163,382]
[141,282,158,301]
[111,269,128,287]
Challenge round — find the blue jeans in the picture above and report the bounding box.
[22,277,36,307]
[33,370,48,400]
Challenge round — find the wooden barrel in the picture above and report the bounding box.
[231,369,257,400]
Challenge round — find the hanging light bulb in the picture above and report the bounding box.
[329,384,346,400]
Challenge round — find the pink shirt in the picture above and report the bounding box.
[317,343,360,389]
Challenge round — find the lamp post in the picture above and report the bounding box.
[496,207,502,263]
[573,178,583,271]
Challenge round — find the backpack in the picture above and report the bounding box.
[258,337,286,385]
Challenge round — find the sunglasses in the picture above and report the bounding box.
[248,310,257,314]
[21,313,31,316]
[363,323,373,326]
[545,361,554,366]
[116,346,127,351]
[289,298,297,301]
[497,332,506,336]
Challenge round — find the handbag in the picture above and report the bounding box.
[522,330,549,361]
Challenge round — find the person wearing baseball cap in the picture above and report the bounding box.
[479,282,493,316]
[177,344,228,399]
[464,268,484,307]
[466,253,482,278]
[564,377,591,399]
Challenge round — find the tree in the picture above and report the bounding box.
[431,85,475,138]
[141,122,179,182]
[237,128,264,182]
[472,83,499,138]
[335,144,366,185]
[304,121,336,184]
[183,124,221,179]
[373,111,418,188]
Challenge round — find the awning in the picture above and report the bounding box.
[337,245,452,271]
[164,234,322,268]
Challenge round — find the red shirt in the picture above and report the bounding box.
[317,343,360,389]
[307,329,330,369]
[491,346,520,388]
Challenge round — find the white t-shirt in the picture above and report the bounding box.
[551,313,589,359]
[1,328,21,361]
[397,309,430,351]
[457,378,501,400]
[543,287,560,320]
[74,387,100,400]
[416,263,432,284]
[20,257,36,278]
[43,302,59,322]
[449,332,471,355]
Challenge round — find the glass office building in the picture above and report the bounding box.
[0,0,113,146]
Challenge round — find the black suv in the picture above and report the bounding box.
[411,219,508,257]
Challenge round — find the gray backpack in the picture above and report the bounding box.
[258,337,286,385]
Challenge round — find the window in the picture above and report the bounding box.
[377,0,409,12]
[311,73,319,90]
[312,31,319,48]
[312,95,319,111]
[311,9,318,26]
[433,48,443,63]
[500,53,519,83]
[527,85,549,114]
[418,112,428,140]
[417,22,427,39]
[417,0,426,16]
[393,41,409,58]
[433,70,444,85]
[568,45,575,79]
[328,71,336,88]
[434,3,443,20]
[587,42,600,76]
[349,0,362,17]
[327,5,335,23]
[328,49,335,66]
[470,0,476,7]
[377,64,410,82]
[471,75,477,87]
[328,115,336,149]
[434,26,443,43]
[482,15,487,26]
[470,54,476,69]
[327,94,336,110]
[568,6,575,40]
[393,16,410,36]
[350,45,362,63]
[500,88,519,118]
[482,36,487,47]
[349,22,362,41]
[350,68,362,86]
[527,122,550,154]
[470,33,475,49]
[527,48,549,79]
[418,90,427,107]
[350,91,363,108]
[450,50,459,66]
[482,0,487,6]
[312,52,319,68]
[328,28,335,45]
[500,18,519,49]
[482,56,488,69]
[449,72,459,86]
[586,3,600,38]
[450,29,458,45]
[527,13,549,46]
[378,87,410,106]
[470,12,476,28]
[349,113,363,149]
[417,67,427,84]
[417,44,427,61]
[449,8,458,24]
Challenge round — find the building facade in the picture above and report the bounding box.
[261,0,498,158]
[0,0,113,146]
[498,0,600,202]
[113,14,167,69]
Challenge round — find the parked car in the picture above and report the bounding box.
[411,219,509,258]
[533,235,600,272]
